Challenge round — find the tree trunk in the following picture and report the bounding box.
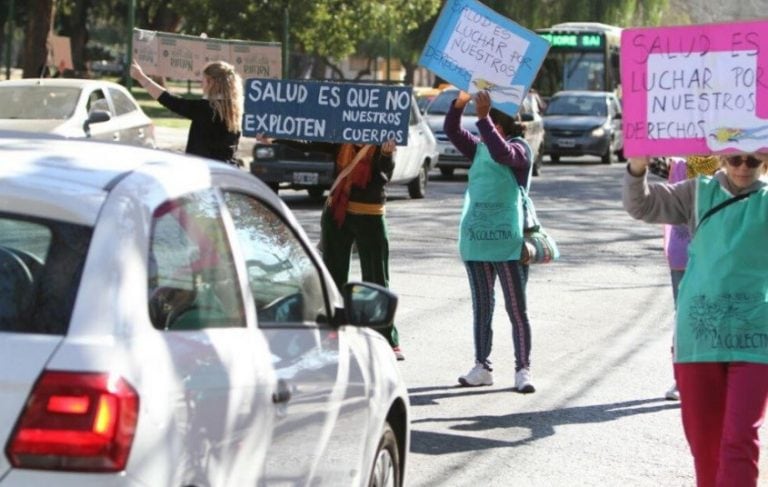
[60,0,91,74]
[22,0,54,77]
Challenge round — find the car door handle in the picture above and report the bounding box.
[272,379,291,404]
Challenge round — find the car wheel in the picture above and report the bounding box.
[601,146,614,165]
[439,167,454,178]
[549,154,560,164]
[532,153,543,177]
[368,422,400,487]
[407,162,428,199]
[307,187,325,202]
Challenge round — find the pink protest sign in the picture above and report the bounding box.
[621,21,768,157]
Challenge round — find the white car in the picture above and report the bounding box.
[0,79,155,148]
[0,134,409,486]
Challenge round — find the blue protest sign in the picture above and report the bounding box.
[418,0,549,116]
[242,79,412,144]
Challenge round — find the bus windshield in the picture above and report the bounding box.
[533,23,621,99]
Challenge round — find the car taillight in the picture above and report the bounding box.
[5,371,139,472]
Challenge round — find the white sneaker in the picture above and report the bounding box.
[458,363,493,387]
[514,368,535,393]
[665,383,679,401]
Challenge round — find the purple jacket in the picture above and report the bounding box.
[443,100,531,187]
[664,158,690,270]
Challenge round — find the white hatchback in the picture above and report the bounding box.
[0,134,409,486]
[0,79,155,148]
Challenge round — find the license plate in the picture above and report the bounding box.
[293,172,318,184]
[557,138,576,148]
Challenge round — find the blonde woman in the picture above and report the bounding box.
[131,60,243,164]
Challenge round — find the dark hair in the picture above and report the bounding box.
[489,108,525,138]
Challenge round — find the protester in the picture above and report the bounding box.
[661,155,721,401]
[320,139,403,359]
[624,152,768,487]
[130,60,243,164]
[444,90,536,393]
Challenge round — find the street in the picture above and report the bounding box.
[278,158,768,486]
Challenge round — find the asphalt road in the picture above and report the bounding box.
[153,130,768,486]
[277,158,768,487]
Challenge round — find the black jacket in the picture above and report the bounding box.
[158,92,240,163]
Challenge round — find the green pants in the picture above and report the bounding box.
[321,208,399,347]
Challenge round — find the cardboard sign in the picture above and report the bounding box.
[243,79,412,144]
[156,33,199,80]
[133,29,281,82]
[418,0,549,116]
[621,20,768,157]
[230,41,281,80]
[133,29,159,76]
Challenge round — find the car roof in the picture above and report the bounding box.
[0,78,122,89]
[0,133,226,225]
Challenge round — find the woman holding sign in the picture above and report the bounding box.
[444,89,536,393]
[624,153,768,487]
[321,139,403,359]
[131,60,243,165]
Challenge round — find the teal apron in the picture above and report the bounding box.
[675,177,768,363]
[458,143,524,262]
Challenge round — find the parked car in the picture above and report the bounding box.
[0,133,409,486]
[541,90,624,165]
[0,79,155,148]
[251,95,439,200]
[425,88,546,177]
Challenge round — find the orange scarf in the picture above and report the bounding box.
[330,144,374,227]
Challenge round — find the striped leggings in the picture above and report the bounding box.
[464,260,531,372]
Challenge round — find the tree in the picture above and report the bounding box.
[22,0,54,77]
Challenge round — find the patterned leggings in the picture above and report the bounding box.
[464,260,530,371]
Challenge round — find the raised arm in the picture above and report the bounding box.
[443,91,479,160]
[130,61,165,100]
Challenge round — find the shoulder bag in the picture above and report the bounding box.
[519,158,559,264]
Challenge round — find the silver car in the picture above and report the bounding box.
[0,133,409,486]
[0,79,155,148]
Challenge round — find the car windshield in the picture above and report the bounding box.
[0,86,80,120]
[427,91,478,116]
[0,213,92,335]
[545,95,606,117]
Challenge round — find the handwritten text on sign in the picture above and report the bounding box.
[418,0,549,117]
[621,21,768,157]
[243,80,412,144]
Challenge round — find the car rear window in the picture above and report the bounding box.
[0,214,92,335]
[0,86,80,120]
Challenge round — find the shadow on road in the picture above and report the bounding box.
[408,397,679,455]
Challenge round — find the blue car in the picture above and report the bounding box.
[542,90,625,165]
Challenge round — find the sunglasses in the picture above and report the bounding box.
[726,155,762,168]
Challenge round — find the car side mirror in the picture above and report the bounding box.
[341,281,397,328]
[520,113,534,122]
[83,110,111,137]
